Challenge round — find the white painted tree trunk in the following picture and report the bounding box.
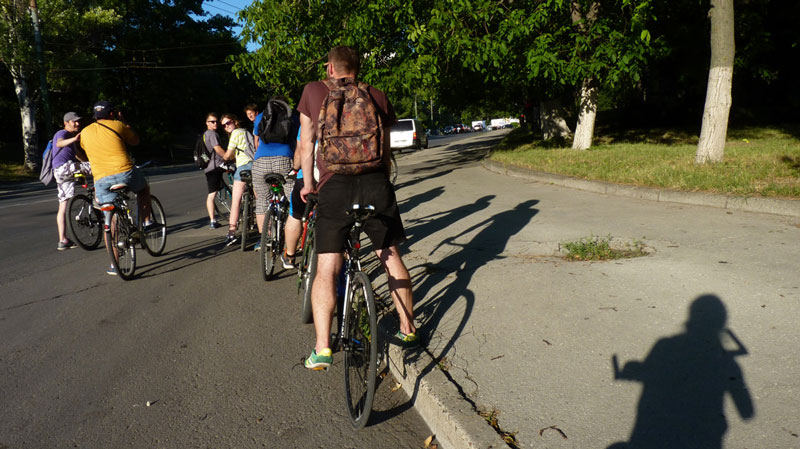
[572,78,598,150]
[11,67,39,171]
[539,98,572,141]
[696,0,734,164]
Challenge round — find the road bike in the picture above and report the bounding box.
[337,203,380,428]
[296,193,318,323]
[259,172,290,280]
[100,183,167,281]
[66,173,103,250]
[238,169,257,251]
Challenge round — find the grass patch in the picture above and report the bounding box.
[491,126,800,198]
[561,235,648,261]
[0,163,37,183]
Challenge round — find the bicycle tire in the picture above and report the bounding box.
[260,207,278,280]
[144,195,167,256]
[214,184,232,219]
[389,153,398,184]
[300,231,316,323]
[67,193,103,250]
[108,210,136,280]
[241,192,250,251]
[343,271,378,429]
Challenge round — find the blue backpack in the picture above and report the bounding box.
[38,140,56,186]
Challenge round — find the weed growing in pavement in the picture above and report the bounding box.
[479,408,520,448]
[561,235,648,261]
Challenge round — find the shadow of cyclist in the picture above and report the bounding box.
[608,294,754,449]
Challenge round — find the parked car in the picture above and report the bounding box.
[390,118,428,151]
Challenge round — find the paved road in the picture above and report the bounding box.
[0,162,442,447]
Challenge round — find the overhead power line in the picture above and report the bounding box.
[49,62,234,72]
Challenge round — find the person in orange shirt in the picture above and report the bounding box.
[80,100,154,275]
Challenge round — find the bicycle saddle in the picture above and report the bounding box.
[239,170,252,182]
[264,173,286,186]
[109,183,128,192]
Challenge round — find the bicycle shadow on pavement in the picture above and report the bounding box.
[608,294,754,449]
[376,199,540,422]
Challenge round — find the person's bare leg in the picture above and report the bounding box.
[57,200,68,242]
[206,192,216,222]
[284,216,302,257]
[375,245,416,335]
[312,252,344,352]
[229,180,245,232]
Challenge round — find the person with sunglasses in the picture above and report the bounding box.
[220,113,254,246]
[202,113,229,229]
[52,111,92,250]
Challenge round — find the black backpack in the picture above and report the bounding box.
[257,99,292,144]
[193,134,210,169]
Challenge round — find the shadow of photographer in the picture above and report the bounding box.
[609,294,754,449]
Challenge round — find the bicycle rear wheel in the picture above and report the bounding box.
[107,210,136,280]
[144,195,167,256]
[241,192,250,251]
[343,271,378,428]
[67,193,103,250]
[260,208,279,280]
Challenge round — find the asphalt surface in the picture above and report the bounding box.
[381,131,800,448]
[0,167,434,448]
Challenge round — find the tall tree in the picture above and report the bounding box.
[696,0,734,164]
[1,0,40,170]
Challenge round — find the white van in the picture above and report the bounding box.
[390,119,428,151]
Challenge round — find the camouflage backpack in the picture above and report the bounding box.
[317,77,384,175]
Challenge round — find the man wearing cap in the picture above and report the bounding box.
[53,111,92,250]
[80,101,154,274]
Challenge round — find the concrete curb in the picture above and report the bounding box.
[387,344,507,449]
[483,159,800,218]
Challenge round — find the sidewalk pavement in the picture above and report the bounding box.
[379,132,800,448]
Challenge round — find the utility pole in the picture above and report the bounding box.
[414,94,418,120]
[430,98,434,122]
[29,0,52,139]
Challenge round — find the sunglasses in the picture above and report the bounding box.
[207,120,217,124]
[222,121,233,126]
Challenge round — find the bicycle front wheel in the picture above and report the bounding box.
[389,153,398,184]
[241,192,250,251]
[343,271,378,429]
[214,184,232,220]
[144,195,167,256]
[67,193,103,250]
[107,210,136,280]
[300,226,316,323]
[260,208,278,280]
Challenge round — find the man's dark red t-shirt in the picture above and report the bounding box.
[297,78,397,189]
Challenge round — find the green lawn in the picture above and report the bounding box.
[490,126,800,198]
[0,163,38,183]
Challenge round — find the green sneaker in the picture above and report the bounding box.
[395,331,420,348]
[304,348,332,370]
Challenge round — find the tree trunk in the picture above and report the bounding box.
[539,98,572,141]
[571,2,600,150]
[696,0,734,164]
[572,78,598,150]
[11,66,39,171]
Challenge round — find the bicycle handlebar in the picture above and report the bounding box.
[302,194,318,222]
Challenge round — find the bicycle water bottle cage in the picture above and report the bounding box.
[264,173,286,186]
[239,170,252,182]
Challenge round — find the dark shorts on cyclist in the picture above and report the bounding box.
[290,177,305,220]
[95,168,147,204]
[315,171,406,253]
[205,167,225,193]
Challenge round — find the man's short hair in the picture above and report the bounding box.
[328,46,360,76]
[244,103,258,113]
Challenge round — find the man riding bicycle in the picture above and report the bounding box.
[80,100,154,275]
[298,46,419,369]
